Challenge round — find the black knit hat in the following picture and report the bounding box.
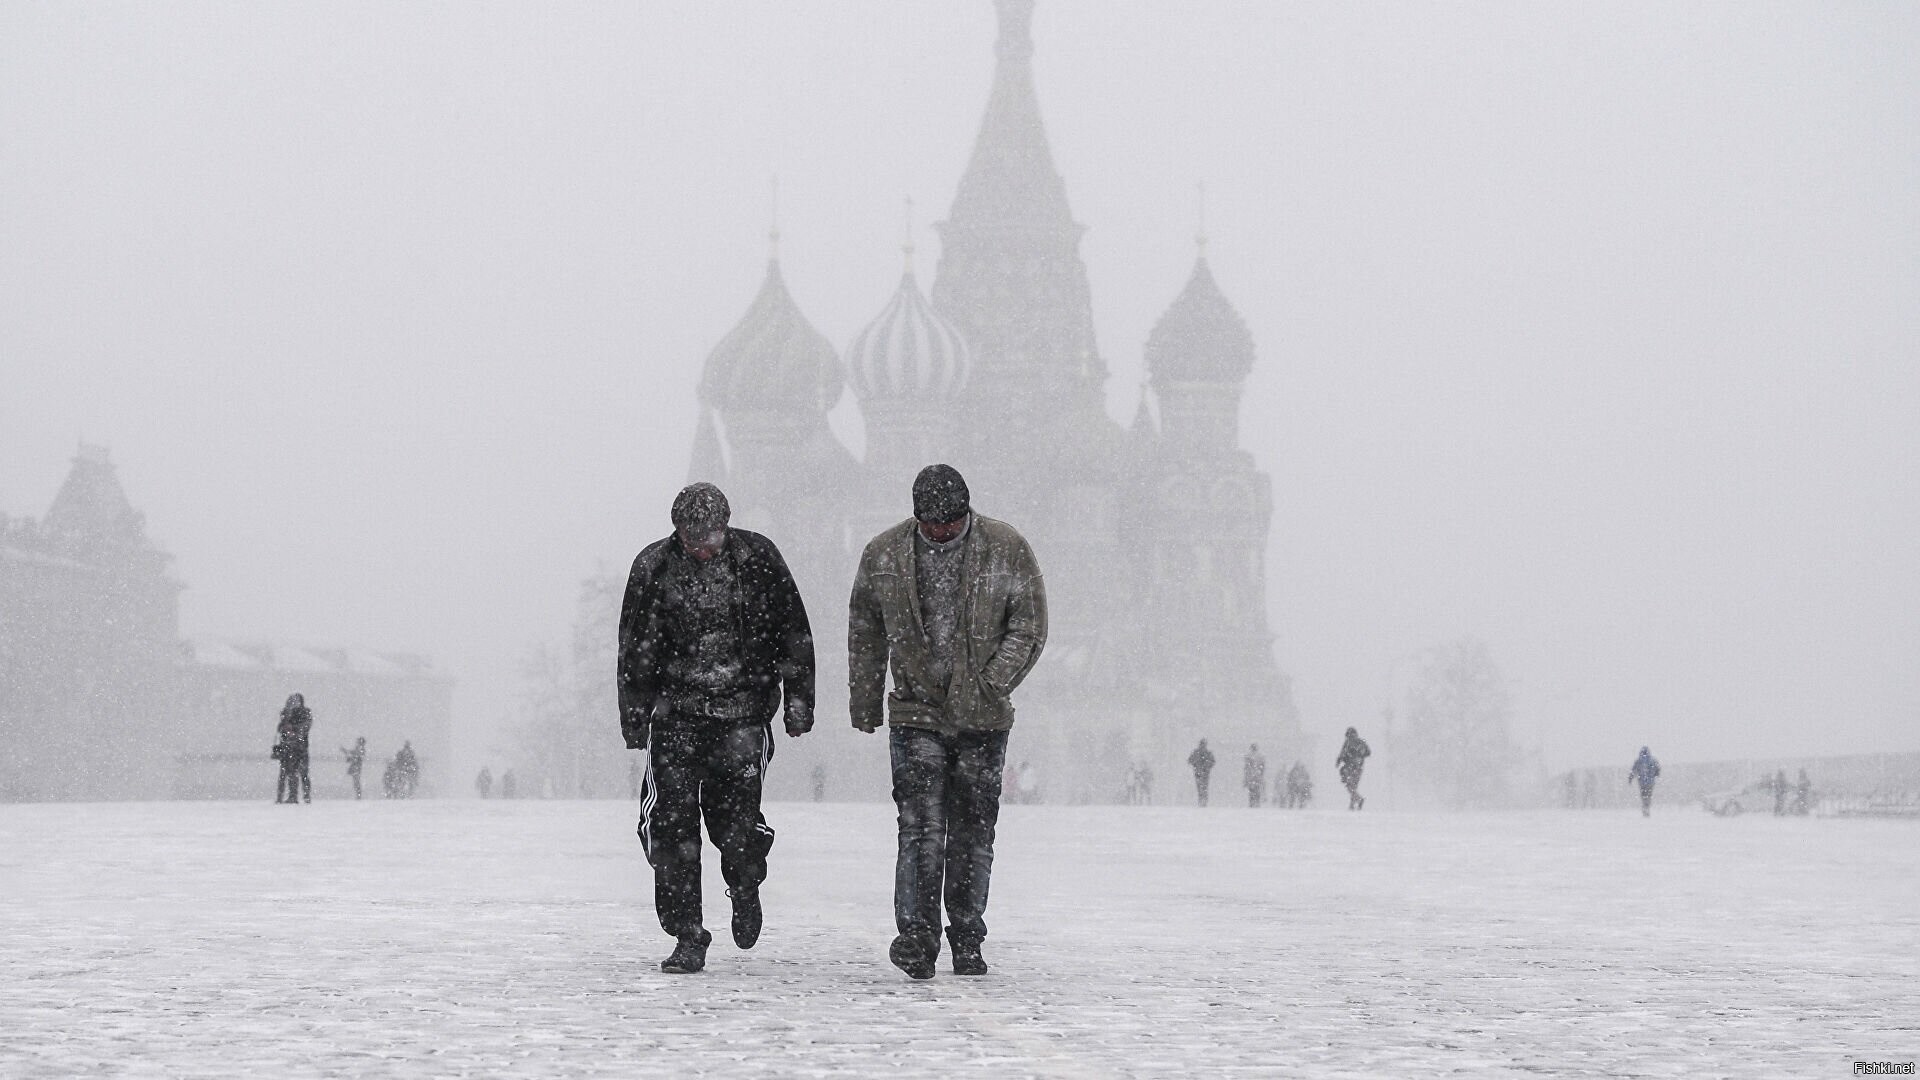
[912,464,970,524]
[671,482,731,531]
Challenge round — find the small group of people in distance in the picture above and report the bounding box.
[472,765,520,800]
[1182,728,1368,810]
[268,692,419,802]
[617,465,1045,980]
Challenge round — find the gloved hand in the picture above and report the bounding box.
[783,700,813,738]
[851,716,881,734]
[621,709,649,751]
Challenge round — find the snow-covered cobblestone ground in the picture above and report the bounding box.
[1,798,1913,1078]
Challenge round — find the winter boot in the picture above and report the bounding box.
[729,887,762,950]
[661,929,712,974]
[888,933,937,981]
[950,941,988,976]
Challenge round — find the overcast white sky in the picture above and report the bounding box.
[3,1,1915,775]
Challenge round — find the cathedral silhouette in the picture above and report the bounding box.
[685,0,1303,802]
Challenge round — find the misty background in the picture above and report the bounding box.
[4,1,1915,783]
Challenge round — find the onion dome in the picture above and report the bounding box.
[846,269,971,402]
[1144,257,1255,387]
[699,260,843,415]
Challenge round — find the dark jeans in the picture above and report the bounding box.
[890,726,1009,953]
[637,720,775,940]
[278,753,310,803]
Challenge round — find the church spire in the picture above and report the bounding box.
[931,0,1106,430]
[995,0,1035,62]
[939,0,1074,238]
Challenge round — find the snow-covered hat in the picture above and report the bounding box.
[913,464,970,524]
[672,482,731,531]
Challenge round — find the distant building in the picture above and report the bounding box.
[0,445,181,801]
[0,446,452,801]
[685,0,1304,801]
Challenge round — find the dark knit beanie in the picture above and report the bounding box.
[671,482,731,531]
[912,464,970,524]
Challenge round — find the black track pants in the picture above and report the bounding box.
[890,726,1009,952]
[637,720,775,940]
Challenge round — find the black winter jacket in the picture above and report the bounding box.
[616,528,814,746]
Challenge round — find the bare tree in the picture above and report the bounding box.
[509,570,626,798]
[1399,638,1519,809]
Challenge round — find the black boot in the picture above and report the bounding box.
[661,929,712,974]
[951,941,988,976]
[729,887,762,950]
[889,934,938,980]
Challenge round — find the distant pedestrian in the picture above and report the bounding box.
[341,736,366,800]
[1793,769,1812,816]
[1188,739,1216,806]
[1243,744,1267,808]
[1137,762,1154,805]
[1628,746,1660,817]
[1286,761,1312,808]
[811,763,827,803]
[1336,727,1370,810]
[501,768,518,800]
[1016,760,1041,805]
[476,766,493,799]
[395,740,420,798]
[1772,768,1789,816]
[274,693,313,804]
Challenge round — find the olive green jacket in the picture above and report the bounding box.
[847,514,1047,733]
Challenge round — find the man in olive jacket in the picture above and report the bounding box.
[618,482,815,974]
[849,464,1047,980]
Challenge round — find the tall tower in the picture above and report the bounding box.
[931,0,1117,513]
[0,445,182,800]
[1139,254,1299,759]
[927,0,1131,713]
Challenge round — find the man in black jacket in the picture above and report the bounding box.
[618,483,815,974]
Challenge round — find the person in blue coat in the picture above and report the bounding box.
[1628,747,1660,817]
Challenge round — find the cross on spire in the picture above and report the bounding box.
[902,196,916,274]
[1196,181,1209,256]
[768,174,781,261]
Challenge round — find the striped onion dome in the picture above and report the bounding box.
[699,260,843,415]
[846,270,971,402]
[1146,257,1255,387]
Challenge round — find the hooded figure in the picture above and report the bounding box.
[274,693,313,804]
[1188,740,1216,806]
[1336,727,1371,810]
[1628,747,1660,817]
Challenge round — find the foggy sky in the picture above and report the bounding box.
[3,1,1915,776]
